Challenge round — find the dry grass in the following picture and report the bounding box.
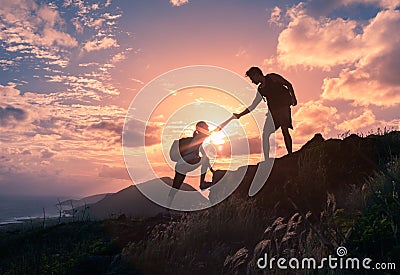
[122,196,269,274]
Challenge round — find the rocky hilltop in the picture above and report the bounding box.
[211,132,400,215]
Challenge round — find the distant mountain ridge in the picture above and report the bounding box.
[60,193,110,209]
[73,177,209,220]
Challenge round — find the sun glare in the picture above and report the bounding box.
[207,130,227,145]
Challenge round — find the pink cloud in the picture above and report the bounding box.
[336,109,376,131]
[216,136,262,158]
[41,27,78,47]
[0,84,132,196]
[37,4,61,27]
[45,73,119,95]
[292,101,338,139]
[269,6,283,27]
[83,37,119,52]
[321,10,400,107]
[98,165,130,180]
[0,1,77,48]
[274,4,400,108]
[306,0,400,15]
[0,0,77,67]
[336,0,399,9]
[0,106,27,126]
[170,0,189,7]
[276,4,362,70]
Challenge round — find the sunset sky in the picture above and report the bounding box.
[1,0,399,197]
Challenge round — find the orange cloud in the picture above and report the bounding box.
[322,10,400,107]
[269,6,283,26]
[277,4,361,70]
[293,100,338,139]
[83,37,119,52]
[336,109,376,131]
[306,0,400,15]
[122,120,162,148]
[41,27,78,47]
[213,136,262,158]
[0,84,130,195]
[0,106,27,126]
[98,165,130,180]
[170,0,189,7]
[274,4,400,107]
[0,0,77,52]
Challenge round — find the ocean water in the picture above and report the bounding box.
[0,196,66,225]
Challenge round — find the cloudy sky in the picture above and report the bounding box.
[1,0,399,197]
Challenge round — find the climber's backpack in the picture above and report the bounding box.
[258,73,292,107]
[169,137,194,162]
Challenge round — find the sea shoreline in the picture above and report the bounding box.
[0,215,76,232]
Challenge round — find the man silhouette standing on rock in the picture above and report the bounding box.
[234,67,297,159]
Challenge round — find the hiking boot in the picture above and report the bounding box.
[200,181,213,190]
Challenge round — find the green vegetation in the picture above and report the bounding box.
[0,222,118,274]
[348,157,400,261]
[122,196,268,273]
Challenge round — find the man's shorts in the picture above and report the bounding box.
[267,106,293,130]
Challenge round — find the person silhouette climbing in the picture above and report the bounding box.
[234,67,297,159]
[167,121,216,207]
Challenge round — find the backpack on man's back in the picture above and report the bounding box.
[258,73,292,108]
[169,137,195,162]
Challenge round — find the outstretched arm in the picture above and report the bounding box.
[233,92,263,119]
[270,73,297,106]
[212,115,236,133]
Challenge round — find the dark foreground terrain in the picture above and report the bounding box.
[1,131,399,274]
